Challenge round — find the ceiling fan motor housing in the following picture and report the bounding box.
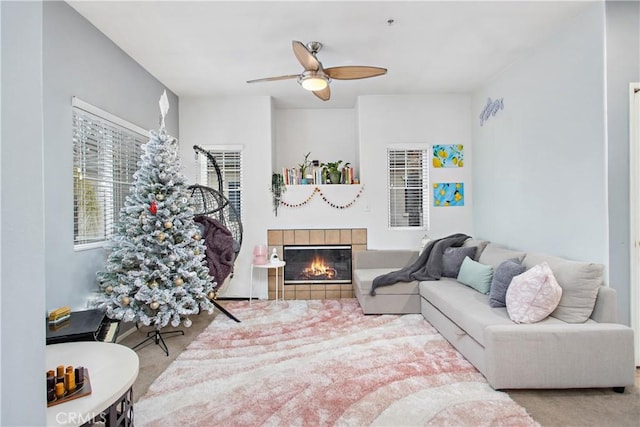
[306,41,323,54]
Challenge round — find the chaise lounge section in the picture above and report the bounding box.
[353,239,636,391]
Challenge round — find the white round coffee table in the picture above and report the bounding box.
[46,341,139,426]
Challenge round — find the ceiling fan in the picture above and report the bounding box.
[246,40,387,101]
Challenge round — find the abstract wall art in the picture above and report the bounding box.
[433,182,464,207]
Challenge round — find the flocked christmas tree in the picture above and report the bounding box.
[94,92,216,331]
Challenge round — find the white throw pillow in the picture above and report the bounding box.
[506,262,562,324]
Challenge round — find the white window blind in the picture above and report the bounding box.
[72,98,147,248]
[387,148,429,229]
[198,146,243,221]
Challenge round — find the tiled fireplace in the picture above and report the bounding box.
[267,228,367,300]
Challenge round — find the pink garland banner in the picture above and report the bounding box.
[280,185,365,209]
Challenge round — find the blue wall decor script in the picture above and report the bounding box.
[479,98,504,126]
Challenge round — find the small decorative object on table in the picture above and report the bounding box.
[253,244,268,265]
[46,365,92,407]
[48,306,71,325]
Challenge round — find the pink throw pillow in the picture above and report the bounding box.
[506,262,562,324]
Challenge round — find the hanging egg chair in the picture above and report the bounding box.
[187,144,243,257]
[187,183,243,257]
[187,145,243,323]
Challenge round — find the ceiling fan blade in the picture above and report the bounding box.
[324,66,387,80]
[246,74,299,84]
[292,40,320,71]
[313,85,331,101]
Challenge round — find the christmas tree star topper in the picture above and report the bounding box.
[159,89,169,130]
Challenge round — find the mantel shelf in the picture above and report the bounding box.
[279,184,365,210]
[285,184,359,187]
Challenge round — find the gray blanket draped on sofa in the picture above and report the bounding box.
[369,233,470,295]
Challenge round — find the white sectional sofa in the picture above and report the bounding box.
[353,240,636,391]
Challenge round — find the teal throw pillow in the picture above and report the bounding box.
[457,256,494,294]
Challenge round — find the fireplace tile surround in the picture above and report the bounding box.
[267,228,367,300]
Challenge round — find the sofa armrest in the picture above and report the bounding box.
[353,250,418,270]
[483,323,635,389]
[590,286,618,323]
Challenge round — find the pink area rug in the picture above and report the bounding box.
[136,299,539,426]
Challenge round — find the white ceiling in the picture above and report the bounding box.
[67,0,592,109]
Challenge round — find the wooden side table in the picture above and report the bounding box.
[46,341,139,426]
[250,260,286,302]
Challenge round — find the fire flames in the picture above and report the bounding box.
[300,256,337,280]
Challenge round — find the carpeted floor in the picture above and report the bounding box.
[120,299,640,427]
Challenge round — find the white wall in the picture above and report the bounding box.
[605,0,640,326]
[275,109,357,174]
[42,2,179,311]
[472,4,608,266]
[269,184,372,231]
[179,96,273,298]
[357,94,474,250]
[1,2,46,424]
[270,107,371,231]
[179,94,472,296]
[271,94,474,250]
[1,4,3,422]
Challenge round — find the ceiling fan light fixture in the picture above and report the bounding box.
[299,71,329,91]
[301,76,328,91]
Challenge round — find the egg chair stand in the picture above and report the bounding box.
[210,299,240,323]
[188,145,244,324]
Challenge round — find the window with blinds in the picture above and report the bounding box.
[198,146,243,221]
[387,147,429,229]
[72,98,147,249]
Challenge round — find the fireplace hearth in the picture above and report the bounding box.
[284,245,352,284]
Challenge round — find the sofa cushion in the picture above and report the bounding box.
[353,268,419,295]
[457,257,494,294]
[506,262,562,324]
[442,246,478,278]
[462,238,490,261]
[420,279,572,346]
[489,259,527,308]
[420,280,512,346]
[478,244,526,269]
[523,253,604,323]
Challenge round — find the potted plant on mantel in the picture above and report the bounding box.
[298,152,312,184]
[321,160,350,184]
[270,172,286,216]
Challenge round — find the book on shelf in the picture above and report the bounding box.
[282,166,359,185]
[342,167,354,184]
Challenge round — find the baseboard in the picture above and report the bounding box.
[116,325,137,343]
